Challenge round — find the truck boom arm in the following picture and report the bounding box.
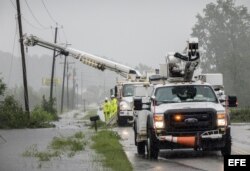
[23,34,141,78]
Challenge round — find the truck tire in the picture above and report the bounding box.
[137,141,146,155]
[117,115,124,126]
[147,128,159,159]
[221,131,231,156]
[134,122,137,146]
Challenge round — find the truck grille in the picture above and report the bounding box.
[164,108,217,132]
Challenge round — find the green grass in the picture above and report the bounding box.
[230,107,250,122]
[23,131,87,161]
[91,130,133,171]
[22,144,61,161]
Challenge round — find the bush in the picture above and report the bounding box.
[0,95,28,128]
[29,107,54,128]
[230,107,250,122]
[41,95,58,120]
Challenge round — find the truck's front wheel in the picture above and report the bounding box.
[147,129,159,159]
[221,131,231,156]
[137,141,146,155]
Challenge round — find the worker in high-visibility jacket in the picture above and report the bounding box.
[103,97,111,122]
[110,95,118,117]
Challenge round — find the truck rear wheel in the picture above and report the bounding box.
[147,129,159,159]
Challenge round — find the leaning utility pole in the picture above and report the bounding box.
[49,26,58,104]
[16,0,30,115]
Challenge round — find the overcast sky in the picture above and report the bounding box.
[1,0,250,69]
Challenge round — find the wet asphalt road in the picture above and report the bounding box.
[115,123,250,171]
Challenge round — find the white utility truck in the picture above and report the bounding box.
[133,38,237,159]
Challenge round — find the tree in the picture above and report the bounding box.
[192,0,250,106]
[0,77,6,96]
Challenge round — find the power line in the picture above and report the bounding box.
[22,16,50,30]
[8,17,18,86]
[24,0,50,29]
[41,0,57,24]
[9,0,51,30]
[9,0,16,8]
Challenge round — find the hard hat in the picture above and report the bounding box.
[105,97,108,101]
[111,95,115,98]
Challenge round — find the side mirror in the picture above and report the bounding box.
[151,95,157,105]
[227,96,238,107]
[115,86,118,97]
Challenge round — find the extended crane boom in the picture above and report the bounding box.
[23,34,141,79]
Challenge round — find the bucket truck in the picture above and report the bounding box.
[133,38,237,159]
[23,34,145,125]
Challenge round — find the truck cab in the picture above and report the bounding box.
[112,81,149,126]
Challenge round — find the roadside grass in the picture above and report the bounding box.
[91,130,133,171]
[23,131,87,161]
[230,107,250,122]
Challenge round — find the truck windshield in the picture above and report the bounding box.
[134,86,153,97]
[122,84,135,97]
[155,85,218,104]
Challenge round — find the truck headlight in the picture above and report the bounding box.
[119,101,131,111]
[153,114,165,129]
[217,113,227,127]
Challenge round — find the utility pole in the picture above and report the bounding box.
[66,61,69,110]
[60,59,74,113]
[72,67,76,109]
[60,55,67,113]
[16,0,30,115]
[49,26,58,105]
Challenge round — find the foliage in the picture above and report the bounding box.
[230,107,250,122]
[6,85,43,111]
[91,130,132,171]
[23,144,60,161]
[192,0,250,106]
[0,77,6,96]
[41,95,58,120]
[23,132,87,162]
[0,95,28,128]
[29,107,55,128]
